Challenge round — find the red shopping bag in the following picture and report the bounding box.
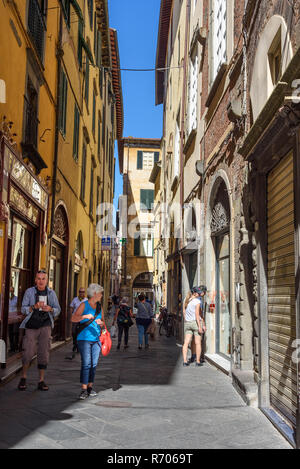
[100,326,112,356]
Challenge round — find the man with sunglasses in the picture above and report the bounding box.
[17,270,61,391]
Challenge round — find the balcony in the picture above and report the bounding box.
[21,96,47,174]
[27,0,46,62]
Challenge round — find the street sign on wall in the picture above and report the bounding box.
[101,237,111,251]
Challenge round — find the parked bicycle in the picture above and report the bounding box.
[158,307,176,337]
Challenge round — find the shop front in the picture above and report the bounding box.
[0,134,48,366]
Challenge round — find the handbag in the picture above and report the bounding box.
[100,323,112,356]
[74,302,101,338]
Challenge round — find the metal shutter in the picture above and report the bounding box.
[267,151,296,424]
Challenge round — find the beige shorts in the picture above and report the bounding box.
[22,326,52,369]
[184,320,201,337]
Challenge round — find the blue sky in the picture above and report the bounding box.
[108,0,163,210]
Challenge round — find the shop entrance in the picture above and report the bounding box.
[216,232,231,358]
[6,215,36,357]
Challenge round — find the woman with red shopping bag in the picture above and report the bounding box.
[72,284,105,400]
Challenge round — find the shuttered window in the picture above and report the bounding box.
[140,189,154,211]
[154,152,160,163]
[73,103,80,161]
[85,58,89,108]
[59,68,68,136]
[267,151,296,424]
[134,236,140,256]
[92,91,96,135]
[174,118,180,179]
[137,151,143,169]
[212,0,227,80]
[89,165,94,216]
[80,143,87,202]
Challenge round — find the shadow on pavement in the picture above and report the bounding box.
[0,327,181,448]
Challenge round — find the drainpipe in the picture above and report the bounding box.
[50,9,63,239]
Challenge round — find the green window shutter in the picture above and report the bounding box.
[140,189,147,209]
[154,152,159,163]
[92,92,96,134]
[80,144,87,201]
[140,189,154,210]
[78,21,83,67]
[59,69,68,135]
[148,190,154,209]
[137,151,143,169]
[97,31,102,68]
[134,236,140,256]
[73,103,80,161]
[85,58,89,106]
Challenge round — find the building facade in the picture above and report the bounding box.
[118,138,161,308]
[0,0,122,367]
[156,0,300,446]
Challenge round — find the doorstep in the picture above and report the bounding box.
[205,354,231,375]
[0,340,68,386]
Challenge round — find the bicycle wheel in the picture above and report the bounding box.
[159,321,168,336]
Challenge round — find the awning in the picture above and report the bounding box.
[80,33,95,66]
[70,0,84,23]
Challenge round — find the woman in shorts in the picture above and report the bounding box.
[182,287,206,367]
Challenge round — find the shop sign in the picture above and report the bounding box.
[10,186,39,225]
[6,147,48,210]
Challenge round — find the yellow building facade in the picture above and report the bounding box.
[0,0,122,366]
[118,138,161,307]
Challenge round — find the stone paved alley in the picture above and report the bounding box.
[0,330,292,449]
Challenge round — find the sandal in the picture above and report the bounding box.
[18,378,27,391]
[38,381,49,391]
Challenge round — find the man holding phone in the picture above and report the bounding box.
[18,270,61,391]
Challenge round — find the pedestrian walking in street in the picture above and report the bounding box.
[71,284,104,400]
[70,288,87,356]
[17,270,61,391]
[135,293,154,350]
[182,287,206,367]
[188,285,207,364]
[113,297,134,350]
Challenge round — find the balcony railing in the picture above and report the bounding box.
[27,0,46,61]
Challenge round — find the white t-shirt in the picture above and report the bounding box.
[70,297,87,314]
[185,298,201,322]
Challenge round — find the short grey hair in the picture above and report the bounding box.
[87,283,104,299]
[120,297,129,305]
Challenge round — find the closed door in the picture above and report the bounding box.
[267,151,296,424]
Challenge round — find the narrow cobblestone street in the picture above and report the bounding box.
[0,328,292,449]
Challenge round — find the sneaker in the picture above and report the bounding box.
[87,387,98,397]
[138,345,142,350]
[183,362,190,367]
[79,390,89,400]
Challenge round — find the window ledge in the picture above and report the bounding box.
[205,63,227,108]
[171,175,179,192]
[183,128,197,155]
